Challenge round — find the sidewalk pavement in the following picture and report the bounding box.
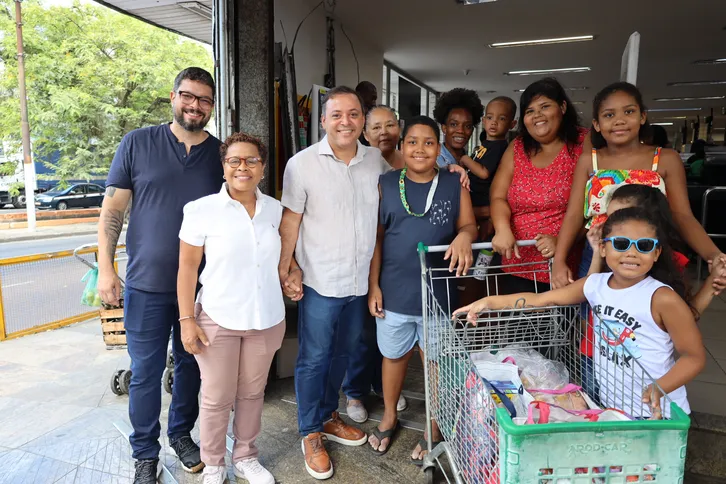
[0,222,123,244]
[0,318,437,484]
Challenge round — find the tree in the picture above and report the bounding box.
[0,0,213,181]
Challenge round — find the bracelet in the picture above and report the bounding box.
[179,316,195,322]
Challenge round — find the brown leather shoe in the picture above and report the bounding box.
[301,432,333,480]
[322,411,368,446]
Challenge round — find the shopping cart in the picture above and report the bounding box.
[417,241,691,484]
[74,243,175,396]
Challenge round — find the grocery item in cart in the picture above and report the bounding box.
[527,384,590,411]
[471,348,569,389]
[472,249,494,280]
[525,400,631,424]
[471,349,588,410]
[473,360,533,417]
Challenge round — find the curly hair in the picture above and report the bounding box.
[610,185,685,254]
[602,207,696,317]
[220,132,268,163]
[518,77,581,156]
[433,88,484,127]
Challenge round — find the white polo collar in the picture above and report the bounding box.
[218,183,265,210]
[318,135,366,166]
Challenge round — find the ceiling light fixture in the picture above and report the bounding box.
[177,1,212,20]
[505,67,590,76]
[666,80,726,87]
[455,0,497,4]
[648,107,702,112]
[514,86,589,92]
[489,35,594,49]
[653,95,725,101]
[571,101,585,105]
[692,58,726,65]
[651,122,674,126]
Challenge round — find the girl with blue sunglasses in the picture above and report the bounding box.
[586,184,724,315]
[455,207,707,419]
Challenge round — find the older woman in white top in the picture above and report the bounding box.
[177,132,298,484]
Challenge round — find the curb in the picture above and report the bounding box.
[0,216,99,230]
[0,208,101,222]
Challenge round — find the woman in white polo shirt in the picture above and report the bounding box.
[177,132,298,484]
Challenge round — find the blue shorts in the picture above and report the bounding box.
[376,310,424,360]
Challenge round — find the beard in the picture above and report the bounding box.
[173,106,210,132]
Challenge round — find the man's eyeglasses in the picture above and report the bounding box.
[224,157,262,168]
[177,90,214,110]
[603,237,659,254]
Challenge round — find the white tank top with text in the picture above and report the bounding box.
[583,273,690,417]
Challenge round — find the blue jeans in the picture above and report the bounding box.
[295,285,367,435]
[124,286,201,460]
[342,314,383,399]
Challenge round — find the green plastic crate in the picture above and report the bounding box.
[495,403,690,484]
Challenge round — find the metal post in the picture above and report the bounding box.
[696,187,726,279]
[14,0,36,231]
[0,271,7,341]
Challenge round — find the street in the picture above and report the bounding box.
[1,233,127,336]
[1,232,125,258]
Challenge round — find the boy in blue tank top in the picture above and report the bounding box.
[367,116,477,461]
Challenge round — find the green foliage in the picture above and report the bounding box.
[0,0,213,181]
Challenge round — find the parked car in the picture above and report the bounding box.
[35,183,105,210]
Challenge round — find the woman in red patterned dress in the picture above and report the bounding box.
[489,77,587,292]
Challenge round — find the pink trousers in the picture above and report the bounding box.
[194,308,285,466]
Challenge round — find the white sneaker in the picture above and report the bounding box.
[397,394,408,412]
[234,458,275,484]
[202,465,228,484]
[346,399,368,423]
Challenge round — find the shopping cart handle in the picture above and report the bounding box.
[74,243,99,269]
[420,240,537,253]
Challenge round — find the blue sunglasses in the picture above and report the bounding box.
[603,236,659,254]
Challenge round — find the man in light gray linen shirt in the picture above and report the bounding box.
[278,86,387,480]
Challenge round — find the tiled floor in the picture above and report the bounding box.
[0,293,725,483]
[687,289,726,416]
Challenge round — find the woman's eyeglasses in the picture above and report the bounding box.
[603,237,659,254]
[224,157,262,168]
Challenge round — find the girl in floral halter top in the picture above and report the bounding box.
[552,82,724,291]
[584,146,666,228]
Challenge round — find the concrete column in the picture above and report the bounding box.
[230,0,275,195]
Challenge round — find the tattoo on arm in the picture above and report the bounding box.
[106,187,116,198]
[103,209,124,260]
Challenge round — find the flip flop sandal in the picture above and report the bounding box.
[369,421,400,456]
[411,438,443,466]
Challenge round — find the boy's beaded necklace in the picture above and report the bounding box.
[398,167,439,217]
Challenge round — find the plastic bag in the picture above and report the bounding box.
[459,371,501,484]
[473,360,534,417]
[528,383,590,411]
[80,264,102,307]
[471,348,570,390]
[525,401,631,424]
